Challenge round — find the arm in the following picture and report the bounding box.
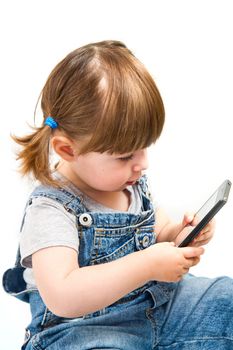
[32,246,151,318]
[32,243,204,318]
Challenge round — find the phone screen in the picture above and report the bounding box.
[193,190,219,226]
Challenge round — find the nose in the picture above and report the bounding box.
[132,149,148,173]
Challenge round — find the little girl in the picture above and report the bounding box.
[3,40,233,350]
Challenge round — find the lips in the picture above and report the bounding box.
[126,179,138,185]
[126,174,141,186]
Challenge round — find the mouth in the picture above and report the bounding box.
[126,179,138,186]
[125,173,141,186]
[126,181,135,186]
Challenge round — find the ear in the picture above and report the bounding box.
[51,136,76,161]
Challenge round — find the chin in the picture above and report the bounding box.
[93,181,128,192]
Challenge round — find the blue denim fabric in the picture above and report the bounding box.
[22,276,233,349]
[3,176,233,349]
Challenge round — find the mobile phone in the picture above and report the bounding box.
[177,179,231,247]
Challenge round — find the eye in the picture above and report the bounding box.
[118,154,134,161]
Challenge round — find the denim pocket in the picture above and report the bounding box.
[41,308,84,330]
[91,225,155,264]
[134,225,156,250]
[91,227,134,264]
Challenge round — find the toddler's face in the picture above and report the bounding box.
[70,148,148,192]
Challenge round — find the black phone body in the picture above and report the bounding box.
[177,179,231,248]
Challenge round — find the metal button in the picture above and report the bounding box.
[23,329,31,344]
[79,213,93,227]
[142,235,150,248]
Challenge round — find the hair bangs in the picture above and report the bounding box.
[80,52,165,155]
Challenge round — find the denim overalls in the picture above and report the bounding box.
[3,176,233,349]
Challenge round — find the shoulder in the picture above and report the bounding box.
[29,184,76,204]
[27,196,69,211]
[24,196,77,226]
[26,183,85,216]
[20,195,79,269]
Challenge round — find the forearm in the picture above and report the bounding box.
[51,250,151,318]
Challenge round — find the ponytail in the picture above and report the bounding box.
[12,125,58,187]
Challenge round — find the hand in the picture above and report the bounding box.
[182,213,216,247]
[145,242,204,282]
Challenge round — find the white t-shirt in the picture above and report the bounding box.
[20,179,144,288]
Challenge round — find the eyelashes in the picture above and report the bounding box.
[118,154,134,161]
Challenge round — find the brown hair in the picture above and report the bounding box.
[13,40,165,186]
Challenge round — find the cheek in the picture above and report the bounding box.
[89,165,129,188]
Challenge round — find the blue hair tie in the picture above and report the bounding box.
[44,116,58,129]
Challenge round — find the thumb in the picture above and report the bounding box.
[182,212,194,227]
[182,246,205,258]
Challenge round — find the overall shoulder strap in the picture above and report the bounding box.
[2,184,86,300]
[138,175,152,198]
[137,175,154,212]
[15,184,86,268]
[30,184,86,213]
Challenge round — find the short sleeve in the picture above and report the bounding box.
[20,197,79,268]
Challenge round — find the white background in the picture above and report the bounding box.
[0,0,232,348]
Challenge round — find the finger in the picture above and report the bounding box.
[191,232,212,244]
[199,225,212,235]
[194,232,210,242]
[208,218,216,228]
[189,257,201,267]
[183,212,195,226]
[182,246,205,258]
[200,219,215,234]
[184,256,200,268]
[190,238,211,247]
